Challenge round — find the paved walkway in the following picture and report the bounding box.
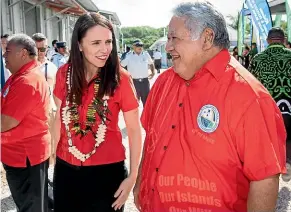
[1,71,291,212]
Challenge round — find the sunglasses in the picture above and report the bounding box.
[37,47,47,52]
[135,44,143,47]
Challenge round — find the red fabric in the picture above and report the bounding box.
[1,60,51,167]
[139,50,286,212]
[53,64,139,166]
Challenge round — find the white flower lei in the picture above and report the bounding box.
[62,68,109,162]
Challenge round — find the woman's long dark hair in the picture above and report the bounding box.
[68,12,120,105]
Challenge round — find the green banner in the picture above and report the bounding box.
[238,12,244,56]
[287,0,291,42]
[274,14,282,27]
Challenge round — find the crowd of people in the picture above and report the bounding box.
[1,1,291,212]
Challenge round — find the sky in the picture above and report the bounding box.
[94,0,244,27]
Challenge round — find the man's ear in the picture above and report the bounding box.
[202,28,215,51]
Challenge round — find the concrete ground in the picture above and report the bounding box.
[1,71,291,212]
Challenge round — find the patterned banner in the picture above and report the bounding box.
[274,14,282,27]
[238,11,244,56]
[245,0,273,51]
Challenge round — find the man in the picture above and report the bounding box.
[133,2,286,212]
[121,40,155,106]
[32,33,57,165]
[46,39,58,60]
[1,34,11,81]
[153,48,162,73]
[1,34,50,212]
[249,27,291,182]
[51,41,68,68]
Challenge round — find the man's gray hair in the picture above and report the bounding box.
[32,33,47,42]
[8,33,37,56]
[173,1,230,49]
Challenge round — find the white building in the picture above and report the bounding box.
[0,0,121,50]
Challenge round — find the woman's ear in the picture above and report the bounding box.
[78,42,83,52]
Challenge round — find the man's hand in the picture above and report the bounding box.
[1,115,19,132]
[148,72,155,80]
[247,174,279,212]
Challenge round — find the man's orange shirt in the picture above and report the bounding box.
[53,64,139,166]
[139,50,286,212]
[1,60,51,167]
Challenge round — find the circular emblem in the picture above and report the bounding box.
[197,104,220,133]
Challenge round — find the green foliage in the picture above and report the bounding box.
[120,26,166,50]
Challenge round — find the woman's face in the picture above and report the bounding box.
[79,25,113,68]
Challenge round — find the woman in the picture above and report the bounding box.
[53,13,142,212]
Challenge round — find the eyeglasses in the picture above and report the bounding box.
[37,47,47,52]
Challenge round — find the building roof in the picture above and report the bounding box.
[39,0,98,15]
[99,10,121,26]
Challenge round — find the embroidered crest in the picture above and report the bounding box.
[3,86,10,97]
[197,104,220,133]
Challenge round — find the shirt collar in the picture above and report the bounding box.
[203,49,230,81]
[16,60,38,76]
[267,43,285,49]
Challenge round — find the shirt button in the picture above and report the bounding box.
[152,188,155,192]
[179,103,183,107]
[172,125,176,129]
[163,146,168,150]
[185,82,190,87]
[156,168,159,172]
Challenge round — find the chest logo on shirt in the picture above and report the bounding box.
[197,104,220,133]
[2,86,10,97]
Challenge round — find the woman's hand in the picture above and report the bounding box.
[112,175,136,210]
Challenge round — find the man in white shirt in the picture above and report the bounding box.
[153,48,163,73]
[32,33,57,165]
[121,40,155,106]
[1,34,11,81]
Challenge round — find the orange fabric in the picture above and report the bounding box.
[139,50,286,212]
[53,64,139,166]
[1,60,51,167]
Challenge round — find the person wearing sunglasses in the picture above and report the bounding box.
[32,33,58,166]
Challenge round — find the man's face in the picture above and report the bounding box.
[166,16,204,79]
[1,38,8,52]
[35,39,48,61]
[58,47,66,55]
[3,42,27,74]
[133,45,143,54]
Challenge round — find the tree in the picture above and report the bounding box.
[120,26,166,50]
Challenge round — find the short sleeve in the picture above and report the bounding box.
[235,97,286,181]
[2,80,39,122]
[146,52,153,64]
[53,65,68,100]
[119,71,139,112]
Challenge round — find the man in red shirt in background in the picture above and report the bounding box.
[133,2,286,212]
[1,34,50,212]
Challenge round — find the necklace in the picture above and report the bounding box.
[62,66,110,162]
